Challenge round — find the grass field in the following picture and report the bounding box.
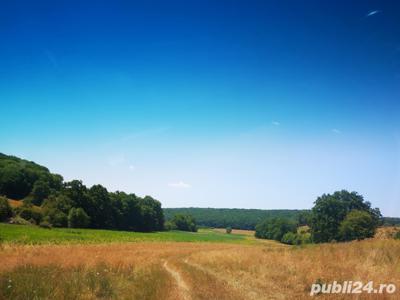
[1,224,400,299]
[0,223,256,245]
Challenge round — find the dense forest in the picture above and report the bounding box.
[163,207,308,230]
[0,153,164,231]
[164,208,399,231]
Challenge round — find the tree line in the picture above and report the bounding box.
[0,153,164,231]
[255,190,383,244]
[164,207,306,230]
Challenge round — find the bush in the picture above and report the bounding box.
[0,196,12,221]
[226,226,232,234]
[8,216,32,225]
[16,207,43,224]
[43,208,68,227]
[255,218,296,241]
[338,210,377,241]
[164,221,176,231]
[395,231,400,240]
[170,214,197,232]
[281,232,300,245]
[68,208,90,228]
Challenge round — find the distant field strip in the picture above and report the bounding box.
[0,224,257,245]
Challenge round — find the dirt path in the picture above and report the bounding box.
[163,260,191,300]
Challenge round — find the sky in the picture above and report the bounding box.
[0,0,399,216]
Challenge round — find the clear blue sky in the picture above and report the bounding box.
[1,0,399,216]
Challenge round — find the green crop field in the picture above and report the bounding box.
[0,224,256,245]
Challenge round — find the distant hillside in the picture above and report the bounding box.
[0,153,63,200]
[382,217,400,227]
[163,207,308,230]
[164,208,400,230]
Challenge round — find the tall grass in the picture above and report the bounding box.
[1,226,399,299]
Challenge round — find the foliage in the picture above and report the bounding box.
[0,153,63,200]
[169,214,197,232]
[8,216,32,225]
[15,203,43,224]
[41,194,73,227]
[395,231,400,240]
[164,208,307,230]
[297,211,312,226]
[310,190,381,243]
[68,208,90,228]
[0,196,13,221]
[226,226,232,234]
[281,232,300,245]
[255,217,296,241]
[0,153,165,232]
[382,217,400,226]
[31,180,51,206]
[338,210,376,241]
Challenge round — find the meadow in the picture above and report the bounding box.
[0,224,252,245]
[1,224,400,299]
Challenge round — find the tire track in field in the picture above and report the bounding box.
[163,260,191,300]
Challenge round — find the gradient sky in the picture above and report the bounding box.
[1,0,399,216]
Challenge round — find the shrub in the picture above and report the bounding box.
[43,208,68,227]
[16,207,43,224]
[68,208,90,228]
[395,231,400,240]
[281,232,297,245]
[164,221,176,231]
[170,214,197,232]
[8,216,32,225]
[0,196,12,221]
[226,226,232,234]
[338,210,376,241]
[255,218,296,241]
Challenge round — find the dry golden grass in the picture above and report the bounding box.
[375,227,399,240]
[1,238,399,299]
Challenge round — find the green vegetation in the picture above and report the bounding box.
[382,217,400,226]
[0,196,12,221]
[338,210,376,241]
[0,223,255,245]
[167,214,197,232]
[68,208,90,228]
[226,226,232,234]
[164,207,307,230]
[255,190,381,245]
[0,153,63,201]
[310,190,381,243]
[0,153,164,232]
[255,218,296,241]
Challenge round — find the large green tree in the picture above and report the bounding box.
[310,190,381,243]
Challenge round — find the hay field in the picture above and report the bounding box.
[1,231,399,299]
